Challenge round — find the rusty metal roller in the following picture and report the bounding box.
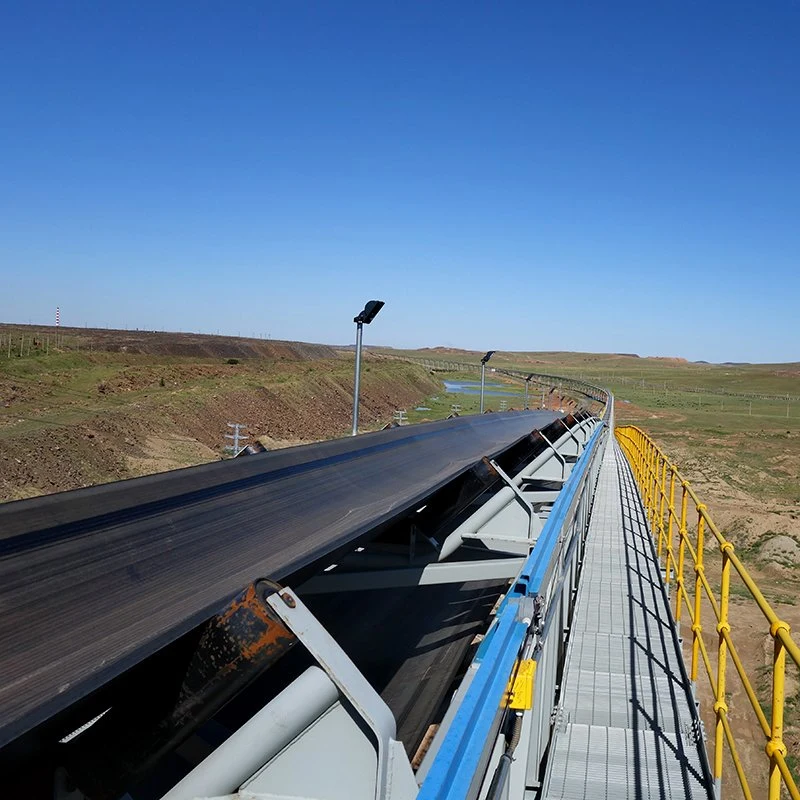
[63,579,297,800]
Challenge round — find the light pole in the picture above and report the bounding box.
[479,350,495,414]
[524,373,534,410]
[351,300,385,436]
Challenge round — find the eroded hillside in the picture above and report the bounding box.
[0,327,438,501]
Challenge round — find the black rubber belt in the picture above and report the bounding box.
[0,410,559,749]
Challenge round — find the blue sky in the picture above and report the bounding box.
[1,2,798,362]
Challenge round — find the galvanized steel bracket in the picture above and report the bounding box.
[265,588,417,800]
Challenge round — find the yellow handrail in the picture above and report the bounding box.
[616,425,800,800]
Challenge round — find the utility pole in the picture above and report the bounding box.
[480,351,496,413]
[351,300,385,436]
[353,321,364,433]
[224,423,248,456]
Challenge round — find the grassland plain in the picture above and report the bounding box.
[400,371,544,424]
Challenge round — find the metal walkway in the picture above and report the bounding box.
[542,438,713,799]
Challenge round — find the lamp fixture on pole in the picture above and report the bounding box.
[479,350,496,414]
[351,300,385,436]
[524,373,534,410]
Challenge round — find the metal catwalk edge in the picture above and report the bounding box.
[542,438,712,800]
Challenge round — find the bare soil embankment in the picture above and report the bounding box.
[0,327,439,502]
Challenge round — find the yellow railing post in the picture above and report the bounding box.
[676,482,689,622]
[691,504,706,683]
[653,451,661,530]
[657,458,667,560]
[665,466,676,587]
[768,621,790,800]
[649,448,659,529]
[715,541,733,792]
[635,434,642,480]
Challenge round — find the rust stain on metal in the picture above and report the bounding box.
[280,591,296,608]
[235,616,293,662]
[213,584,295,663]
[217,582,274,627]
[481,456,498,477]
[411,724,439,770]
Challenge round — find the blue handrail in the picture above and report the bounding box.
[418,421,606,800]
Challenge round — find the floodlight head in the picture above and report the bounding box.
[481,350,496,364]
[526,373,534,382]
[354,300,385,325]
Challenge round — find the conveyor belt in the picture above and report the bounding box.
[0,411,558,750]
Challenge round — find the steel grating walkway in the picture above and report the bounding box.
[541,438,713,799]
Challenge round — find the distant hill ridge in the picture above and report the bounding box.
[0,324,339,361]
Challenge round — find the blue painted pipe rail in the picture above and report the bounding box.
[418,421,607,800]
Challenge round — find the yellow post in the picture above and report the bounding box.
[691,504,706,683]
[638,440,644,481]
[648,450,659,529]
[665,466,676,587]
[652,452,661,529]
[648,446,657,525]
[676,482,689,622]
[715,542,733,791]
[767,621,790,800]
[657,458,668,560]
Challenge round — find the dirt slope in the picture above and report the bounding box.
[0,337,438,502]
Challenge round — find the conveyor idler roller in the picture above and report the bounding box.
[63,580,297,799]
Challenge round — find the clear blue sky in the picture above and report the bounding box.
[1,2,798,363]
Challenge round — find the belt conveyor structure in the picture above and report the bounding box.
[0,382,716,800]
